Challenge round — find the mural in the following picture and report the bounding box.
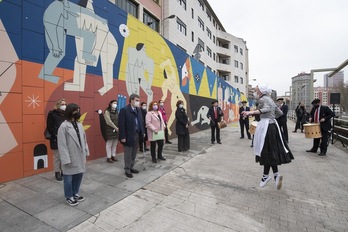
[0,0,246,182]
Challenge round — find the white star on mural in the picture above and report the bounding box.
[25,94,41,109]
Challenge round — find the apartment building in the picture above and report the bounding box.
[291,72,311,109]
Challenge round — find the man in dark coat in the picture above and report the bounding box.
[206,100,224,144]
[118,94,145,178]
[306,98,335,156]
[239,101,251,139]
[276,98,289,143]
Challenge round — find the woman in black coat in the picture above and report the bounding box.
[175,100,190,152]
[47,98,67,181]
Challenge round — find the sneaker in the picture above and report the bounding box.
[73,194,85,202]
[275,175,283,190]
[259,175,272,188]
[66,197,78,206]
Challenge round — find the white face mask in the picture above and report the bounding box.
[112,103,117,109]
[134,101,140,108]
[142,106,147,110]
[59,105,66,111]
[179,104,184,108]
[253,92,259,99]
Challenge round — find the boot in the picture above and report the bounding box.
[107,158,114,163]
[111,156,118,162]
[55,172,62,181]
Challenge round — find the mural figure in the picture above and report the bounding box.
[181,57,192,86]
[191,105,210,126]
[126,43,154,105]
[39,0,118,95]
[0,20,18,157]
[160,59,187,135]
[33,144,48,170]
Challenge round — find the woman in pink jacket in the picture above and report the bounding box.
[146,101,166,163]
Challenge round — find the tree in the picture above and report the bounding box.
[337,80,348,113]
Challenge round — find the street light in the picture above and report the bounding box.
[161,14,176,37]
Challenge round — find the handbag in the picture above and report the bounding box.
[217,120,227,129]
[44,128,51,140]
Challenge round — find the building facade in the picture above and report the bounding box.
[291,73,312,110]
[162,0,249,96]
[324,71,344,88]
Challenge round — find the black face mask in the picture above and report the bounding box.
[72,112,81,120]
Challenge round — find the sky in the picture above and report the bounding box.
[208,0,348,95]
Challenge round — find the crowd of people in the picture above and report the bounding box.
[47,87,335,206]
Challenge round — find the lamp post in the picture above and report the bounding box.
[161,14,176,37]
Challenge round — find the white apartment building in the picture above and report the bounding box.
[163,0,249,95]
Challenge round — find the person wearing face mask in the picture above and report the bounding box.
[238,100,251,140]
[46,98,67,181]
[207,100,224,144]
[158,100,172,144]
[104,100,119,163]
[118,94,145,178]
[175,100,190,152]
[139,102,149,152]
[276,98,289,143]
[58,103,89,206]
[306,98,335,156]
[146,101,166,163]
[242,85,293,190]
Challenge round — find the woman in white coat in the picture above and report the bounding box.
[58,103,89,206]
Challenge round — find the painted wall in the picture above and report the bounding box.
[0,0,246,182]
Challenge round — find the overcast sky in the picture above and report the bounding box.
[208,0,348,95]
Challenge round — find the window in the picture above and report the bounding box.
[240,77,243,84]
[191,31,194,42]
[207,46,212,58]
[206,27,211,39]
[176,18,187,35]
[115,0,138,17]
[234,60,239,68]
[198,17,204,31]
[213,35,215,44]
[191,8,194,19]
[240,48,243,55]
[213,53,215,61]
[153,0,159,4]
[143,11,159,32]
[178,0,186,10]
[223,75,230,81]
[234,45,238,53]
[206,10,211,21]
[240,62,243,70]
[197,38,204,52]
[198,0,204,11]
[234,75,239,83]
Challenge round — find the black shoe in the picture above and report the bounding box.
[306,149,317,153]
[55,172,62,181]
[145,148,150,151]
[106,158,114,163]
[248,137,251,140]
[217,141,222,144]
[292,131,297,133]
[158,156,166,160]
[319,153,326,156]
[130,168,139,174]
[125,172,133,178]
[211,141,215,144]
[139,149,143,152]
[111,156,118,162]
[240,137,244,139]
[152,158,157,163]
[165,141,172,144]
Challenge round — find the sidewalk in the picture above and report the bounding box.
[1,120,348,232]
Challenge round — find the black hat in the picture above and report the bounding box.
[211,100,218,104]
[311,98,320,104]
[277,98,284,101]
[241,100,247,103]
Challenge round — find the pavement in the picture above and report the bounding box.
[1,120,348,232]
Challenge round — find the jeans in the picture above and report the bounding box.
[63,173,83,199]
[106,139,118,158]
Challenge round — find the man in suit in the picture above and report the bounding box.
[276,98,289,143]
[206,100,224,144]
[239,100,251,139]
[306,98,335,156]
[118,94,145,178]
